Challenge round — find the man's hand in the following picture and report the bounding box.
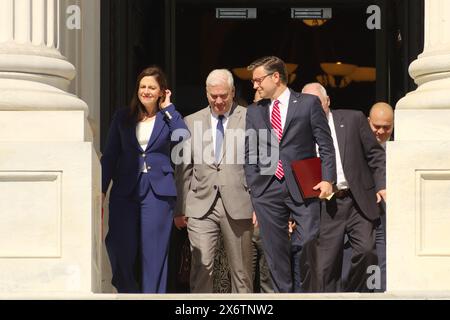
[288,219,296,235]
[252,211,258,228]
[174,215,188,230]
[313,181,333,200]
[376,189,386,203]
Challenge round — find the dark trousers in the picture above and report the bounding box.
[342,207,386,292]
[375,211,386,292]
[167,227,190,293]
[251,178,321,293]
[317,195,377,292]
[106,174,174,293]
[291,226,303,292]
[252,227,274,293]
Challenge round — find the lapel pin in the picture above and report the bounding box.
[340,125,345,128]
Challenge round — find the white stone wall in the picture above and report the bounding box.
[59,0,101,153]
[388,0,450,292]
[0,0,102,294]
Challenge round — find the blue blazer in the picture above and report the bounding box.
[245,90,336,204]
[102,104,189,197]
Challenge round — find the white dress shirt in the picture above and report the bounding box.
[328,112,349,190]
[136,118,155,173]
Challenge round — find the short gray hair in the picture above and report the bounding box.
[302,82,328,99]
[206,69,234,89]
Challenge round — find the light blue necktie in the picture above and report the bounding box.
[215,115,225,163]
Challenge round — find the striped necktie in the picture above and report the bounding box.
[271,100,284,180]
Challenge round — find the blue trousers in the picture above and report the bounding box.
[252,178,320,293]
[106,173,174,293]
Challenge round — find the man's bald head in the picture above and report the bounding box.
[302,82,330,115]
[368,102,394,144]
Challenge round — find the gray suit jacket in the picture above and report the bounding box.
[245,90,336,204]
[331,109,386,221]
[175,104,253,220]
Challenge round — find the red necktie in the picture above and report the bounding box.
[271,100,284,180]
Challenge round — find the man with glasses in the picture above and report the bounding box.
[244,56,336,292]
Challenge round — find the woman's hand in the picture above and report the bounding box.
[160,89,172,109]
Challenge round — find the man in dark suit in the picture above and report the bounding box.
[341,102,393,292]
[368,102,394,149]
[302,83,386,292]
[367,102,393,291]
[245,57,336,293]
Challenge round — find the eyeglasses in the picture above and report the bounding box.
[251,73,274,85]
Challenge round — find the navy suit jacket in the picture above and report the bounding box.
[331,109,386,221]
[101,104,189,197]
[245,89,336,204]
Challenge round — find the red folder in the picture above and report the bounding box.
[291,157,322,199]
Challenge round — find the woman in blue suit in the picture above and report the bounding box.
[102,66,189,293]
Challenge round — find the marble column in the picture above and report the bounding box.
[0,0,101,294]
[388,0,450,291]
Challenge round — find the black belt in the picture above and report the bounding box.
[334,188,352,199]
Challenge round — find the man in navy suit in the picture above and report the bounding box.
[302,83,386,292]
[244,56,336,293]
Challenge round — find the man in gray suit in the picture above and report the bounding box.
[245,56,336,293]
[174,69,254,293]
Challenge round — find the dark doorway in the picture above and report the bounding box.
[175,1,377,113]
[101,0,423,150]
